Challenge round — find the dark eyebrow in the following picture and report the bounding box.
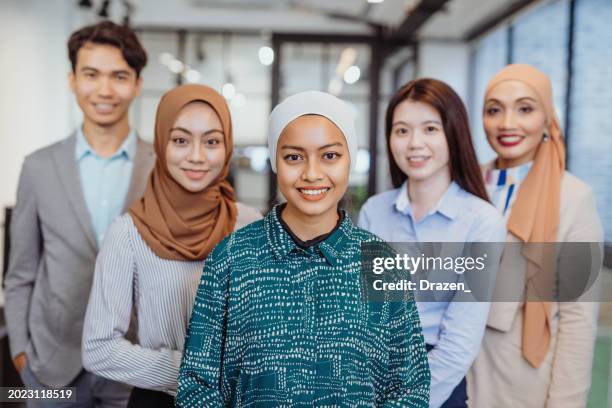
[170,127,224,136]
[516,97,537,103]
[318,142,343,150]
[111,70,133,76]
[203,129,224,136]
[486,97,537,104]
[280,142,343,151]
[392,120,441,127]
[280,145,305,151]
[170,126,192,135]
[80,67,133,77]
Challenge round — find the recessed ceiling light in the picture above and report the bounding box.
[168,59,185,74]
[184,69,201,83]
[222,83,236,100]
[258,46,274,66]
[158,52,174,66]
[344,66,361,84]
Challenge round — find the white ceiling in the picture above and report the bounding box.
[128,0,371,34]
[115,0,529,39]
[419,0,514,39]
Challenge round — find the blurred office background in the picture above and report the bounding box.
[0,0,611,405]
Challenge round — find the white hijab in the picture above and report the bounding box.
[268,90,358,173]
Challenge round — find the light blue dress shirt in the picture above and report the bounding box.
[358,181,506,408]
[75,127,136,244]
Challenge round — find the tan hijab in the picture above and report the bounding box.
[129,84,237,261]
[485,64,566,368]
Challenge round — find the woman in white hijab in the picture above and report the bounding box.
[177,91,431,407]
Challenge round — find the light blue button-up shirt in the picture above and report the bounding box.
[358,181,506,408]
[76,127,136,244]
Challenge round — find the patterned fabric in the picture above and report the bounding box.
[176,206,430,407]
[483,161,533,218]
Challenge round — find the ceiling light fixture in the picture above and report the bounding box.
[335,48,357,78]
[184,69,201,83]
[121,0,134,26]
[168,59,185,74]
[159,52,174,66]
[222,83,236,100]
[98,0,111,18]
[343,66,361,84]
[258,46,274,66]
[221,34,237,101]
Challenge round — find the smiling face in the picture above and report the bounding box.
[165,102,227,192]
[483,80,548,167]
[276,115,350,219]
[69,42,142,129]
[389,99,450,185]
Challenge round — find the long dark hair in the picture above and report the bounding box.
[384,78,489,202]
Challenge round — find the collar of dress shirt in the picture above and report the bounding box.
[75,126,137,161]
[394,180,460,221]
[276,203,345,250]
[265,204,352,266]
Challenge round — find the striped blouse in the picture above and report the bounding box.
[82,202,262,395]
[176,206,431,407]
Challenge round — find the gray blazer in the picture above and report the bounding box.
[3,133,155,388]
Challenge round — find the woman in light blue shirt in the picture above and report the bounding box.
[358,78,506,408]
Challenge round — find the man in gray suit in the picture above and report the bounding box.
[4,21,154,406]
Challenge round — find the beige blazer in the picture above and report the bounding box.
[467,167,603,408]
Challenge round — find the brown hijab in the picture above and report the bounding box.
[485,64,565,368]
[129,84,237,261]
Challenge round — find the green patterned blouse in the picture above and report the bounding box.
[176,207,430,407]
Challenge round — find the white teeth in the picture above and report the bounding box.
[499,136,522,143]
[299,188,329,195]
[408,156,428,163]
[94,103,114,111]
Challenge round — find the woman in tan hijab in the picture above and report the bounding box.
[467,64,603,407]
[82,84,261,408]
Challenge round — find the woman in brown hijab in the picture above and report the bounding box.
[468,64,603,407]
[82,84,261,408]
